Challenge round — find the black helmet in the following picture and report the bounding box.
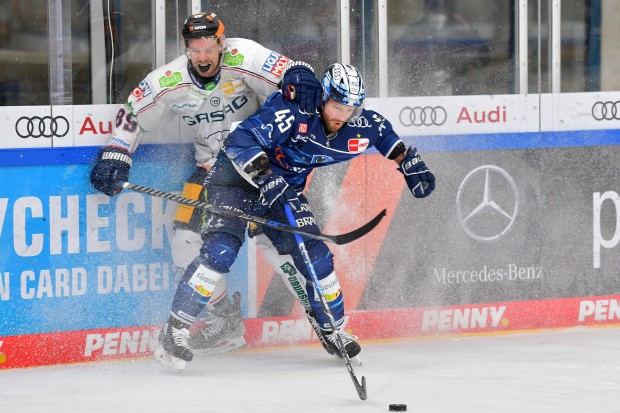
[181,12,225,46]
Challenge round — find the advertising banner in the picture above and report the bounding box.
[2,96,620,369]
[0,145,250,368]
[251,144,620,317]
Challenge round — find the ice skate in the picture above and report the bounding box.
[153,316,193,371]
[321,328,362,364]
[189,291,246,354]
[305,310,338,356]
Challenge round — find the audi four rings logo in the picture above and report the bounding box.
[15,116,70,138]
[592,101,620,121]
[456,165,519,242]
[399,106,447,127]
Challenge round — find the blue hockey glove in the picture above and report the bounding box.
[255,173,302,213]
[90,146,132,196]
[281,61,322,114]
[400,147,435,198]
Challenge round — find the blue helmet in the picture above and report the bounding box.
[321,63,366,112]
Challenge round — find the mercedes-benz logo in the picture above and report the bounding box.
[399,106,447,127]
[456,165,519,242]
[592,101,620,121]
[15,115,70,138]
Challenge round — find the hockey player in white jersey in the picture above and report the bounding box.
[90,12,330,360]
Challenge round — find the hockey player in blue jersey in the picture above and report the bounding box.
[155,63,435,370]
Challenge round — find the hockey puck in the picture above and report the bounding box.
[389,404,407,412]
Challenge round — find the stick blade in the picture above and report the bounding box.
[355,375,367,400]
[332,209,387,245]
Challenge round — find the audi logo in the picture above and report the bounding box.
[399,106,447,127]
[15,115,70,138]
[347,116,371,128]
[592,101,620,121]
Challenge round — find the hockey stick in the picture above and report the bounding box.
[121,181,386,245]
[283,204,368,401]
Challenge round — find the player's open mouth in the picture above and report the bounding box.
[198,64,211,73]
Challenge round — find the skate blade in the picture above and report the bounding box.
[350,355,362,366]
[153,345,186,372]
[192,337,247,355]
[332,353,362,366]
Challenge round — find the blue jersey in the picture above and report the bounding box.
[225,92,404,191]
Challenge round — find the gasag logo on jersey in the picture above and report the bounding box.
[348,137,369,153]
[422,305,507,332]
[158,71,183,88]
[130,80,152,102]
[182,95,248,125]
[222,49,245,66]
[262,51,291,77]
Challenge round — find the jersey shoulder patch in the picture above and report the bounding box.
[146,55,189,91]
[221,38,260,69]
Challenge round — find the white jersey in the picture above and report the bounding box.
[109,37,291,168]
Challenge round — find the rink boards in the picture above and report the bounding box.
[1,92,620,368]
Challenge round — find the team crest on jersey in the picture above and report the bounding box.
[298,123,308,133]
[348,137,370,153]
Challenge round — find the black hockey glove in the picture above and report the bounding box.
[400,147,435,198]
[90,146,132,196]
[255,173,301,214]
[281,61,322,114]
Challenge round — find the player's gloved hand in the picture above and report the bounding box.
[400,147,435,198]
[255,173,302,213]
[247,222,263,238]
[90,146,132,196]
[281,61,322,114]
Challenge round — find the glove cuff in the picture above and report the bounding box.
[100,146,133,167]
[243,153,271,180]
[283,60,315,76]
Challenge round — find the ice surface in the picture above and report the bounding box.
[2,326,620,412]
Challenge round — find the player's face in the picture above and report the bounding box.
[322,99,356,133]
[186,37,221,78]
